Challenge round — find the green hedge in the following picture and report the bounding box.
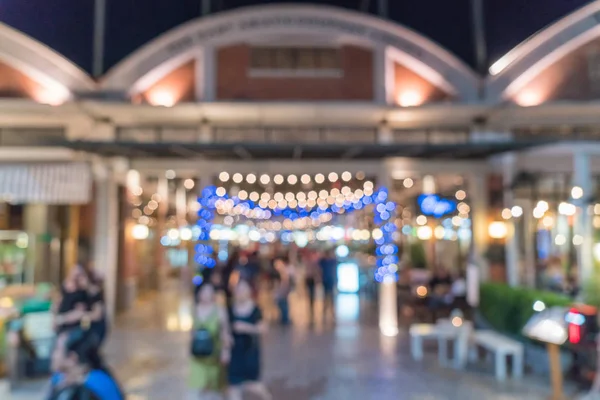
[479,283,572,336]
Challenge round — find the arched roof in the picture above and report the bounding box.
[0,22,95,102]
[102,4,478,101]
[486,0,600,101]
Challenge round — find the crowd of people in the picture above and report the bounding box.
[44,246,339,399]
[49,262,121,399]
[187,247,339,399]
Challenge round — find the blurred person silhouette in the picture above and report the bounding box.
[48,328,123,400]
[80,263,108,348]
[544,256,565,292]
[189,273,232,400]
[304,250,320,323]
[54,265,90,334]
[223,250,240,297]
[273,256,292,326]
[242,251,261,292]
[427,265,454,311]
[318,249,338,322]
[228,280,271,400]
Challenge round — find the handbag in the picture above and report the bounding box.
[191,326,215,357]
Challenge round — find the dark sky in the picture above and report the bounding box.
[0,0,593,74]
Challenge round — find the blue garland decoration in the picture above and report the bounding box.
[372,188,399,283]
[194,184,395,285]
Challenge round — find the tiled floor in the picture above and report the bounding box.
[9,283,575,399]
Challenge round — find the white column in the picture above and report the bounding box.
[377,166,398,337]
[379,280,398,337]
[23,205,51,283]
[153,177,169,291]
[520,199,536,287]
[92,160,119,324]
[385,49,395,105]
[573,151,594,285]
[468,173,489,282]
[197,47,216,102]
[503,154,519,287]
[373,45,387,105]
[176,183,187,223]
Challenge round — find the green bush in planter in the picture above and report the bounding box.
[582,273,600,308]
[480,283,572,336]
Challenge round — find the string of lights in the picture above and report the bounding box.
[193,178,389,285]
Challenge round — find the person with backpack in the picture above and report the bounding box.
[189,278,232,399]
[48,328,123,400]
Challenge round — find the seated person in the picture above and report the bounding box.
[450,272,467,298]
[48,328,124,400]
[429,266,453,294]
[428,266,453,308]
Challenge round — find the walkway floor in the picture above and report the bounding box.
[9,284,573,399]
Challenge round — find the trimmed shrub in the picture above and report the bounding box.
[479,283,572,336]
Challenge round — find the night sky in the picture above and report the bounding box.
[0,0,593,74]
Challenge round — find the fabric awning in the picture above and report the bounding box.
[0,163,91,204]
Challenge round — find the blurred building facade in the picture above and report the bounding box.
[1,3,600,315]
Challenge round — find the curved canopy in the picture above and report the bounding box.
[486,0,600,101]
[0,23,95,102]
[102,4,478,101]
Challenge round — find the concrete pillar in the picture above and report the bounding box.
[468,173,489,282]
[376,165,398,336]
[385,50,396,105]
[176,183,187,224]
[23,205,62,284]
[24,204,48,283]
[502,154,519,287]
[197,47,216,102]
[62,205,80,278]
[572,151,594,285]
[151,177,169,291]
[92,160,119,323]
[373,46,387,105]
[519,199,536,287]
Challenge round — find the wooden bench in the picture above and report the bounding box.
[471,330,524,382]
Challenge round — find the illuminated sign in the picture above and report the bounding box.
[417,194,457,218]
[337,262,359,293]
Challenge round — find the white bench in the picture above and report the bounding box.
[471,330,524,382]
[410,320,472,368]
[0,379,9,398]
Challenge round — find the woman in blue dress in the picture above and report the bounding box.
[228,279,271,400]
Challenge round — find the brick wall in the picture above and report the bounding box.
[0,60,42,98]
[513,37,600,103]
[394,63,451,105]
[216,44,373,101]
[140,59,196,104]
